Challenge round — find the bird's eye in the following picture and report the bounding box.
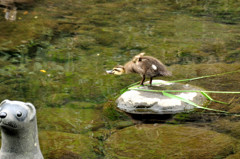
[16,111,22,117]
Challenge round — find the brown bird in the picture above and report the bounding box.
[107,53,171,85]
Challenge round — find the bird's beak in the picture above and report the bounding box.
[106,70,114,74]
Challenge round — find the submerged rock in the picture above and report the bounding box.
[39,131,98,159]
[37,107,105,134]
[105,124,237,159]
[117,80,206,114]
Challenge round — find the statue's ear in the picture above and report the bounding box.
[25,102,36,121]
[0,99,10,106]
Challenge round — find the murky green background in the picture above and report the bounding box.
[1,0,240,158]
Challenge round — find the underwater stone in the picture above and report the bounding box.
[0,100,43,159]
[117,80,206,114]
[105,124,237,159]
[39,131,98,158]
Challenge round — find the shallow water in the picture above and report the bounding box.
[0,0,240,158]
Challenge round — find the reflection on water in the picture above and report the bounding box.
[0,0,240,158]
[0,0,33,20]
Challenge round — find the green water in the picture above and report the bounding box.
[0,0,240,158]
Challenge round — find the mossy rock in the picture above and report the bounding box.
[39,130,98,159]
[102,99,130,121]
[105,124,237,159]
[226,152,240,159]
[37,107,104,134]
[210,119,240,139]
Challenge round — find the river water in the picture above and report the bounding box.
[0,0,240,158]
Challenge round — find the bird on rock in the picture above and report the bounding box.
[107,53,171,85]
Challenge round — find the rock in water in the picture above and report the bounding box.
[105,124,237,159]
[117,80,206,114]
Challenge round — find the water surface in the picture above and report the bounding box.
[0,0,240,158]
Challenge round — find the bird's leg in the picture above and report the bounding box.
[140,75,145,85]
[150,77,153,85]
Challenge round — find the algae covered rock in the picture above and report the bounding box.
[210,119,240,139]
[226,152,240,159]
[105,124,237,159]
[117,80,206,114]
[37,107,104,134]
[39,131,98,159]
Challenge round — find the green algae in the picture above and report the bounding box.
[2,0,240,64]
[37,107,104,134]
[105,124,238,159]
[226,152,240,159]
[102,99,130,121]
[210,119,240,139]
[0,0,240,158]
[39,130,99,159]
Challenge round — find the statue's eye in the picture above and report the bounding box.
[16,111,22,117]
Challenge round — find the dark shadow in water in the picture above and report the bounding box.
[127,113,173,123]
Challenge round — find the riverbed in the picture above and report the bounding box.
[0,0,240,158]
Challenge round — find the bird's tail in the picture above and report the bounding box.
[160,70,172,76]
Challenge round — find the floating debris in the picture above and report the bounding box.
[40,70,46,73]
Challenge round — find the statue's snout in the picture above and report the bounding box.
[0,112,7,119]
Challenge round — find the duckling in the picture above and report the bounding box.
[107,53,171,85]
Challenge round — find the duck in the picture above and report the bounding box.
[107,53,171,85]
